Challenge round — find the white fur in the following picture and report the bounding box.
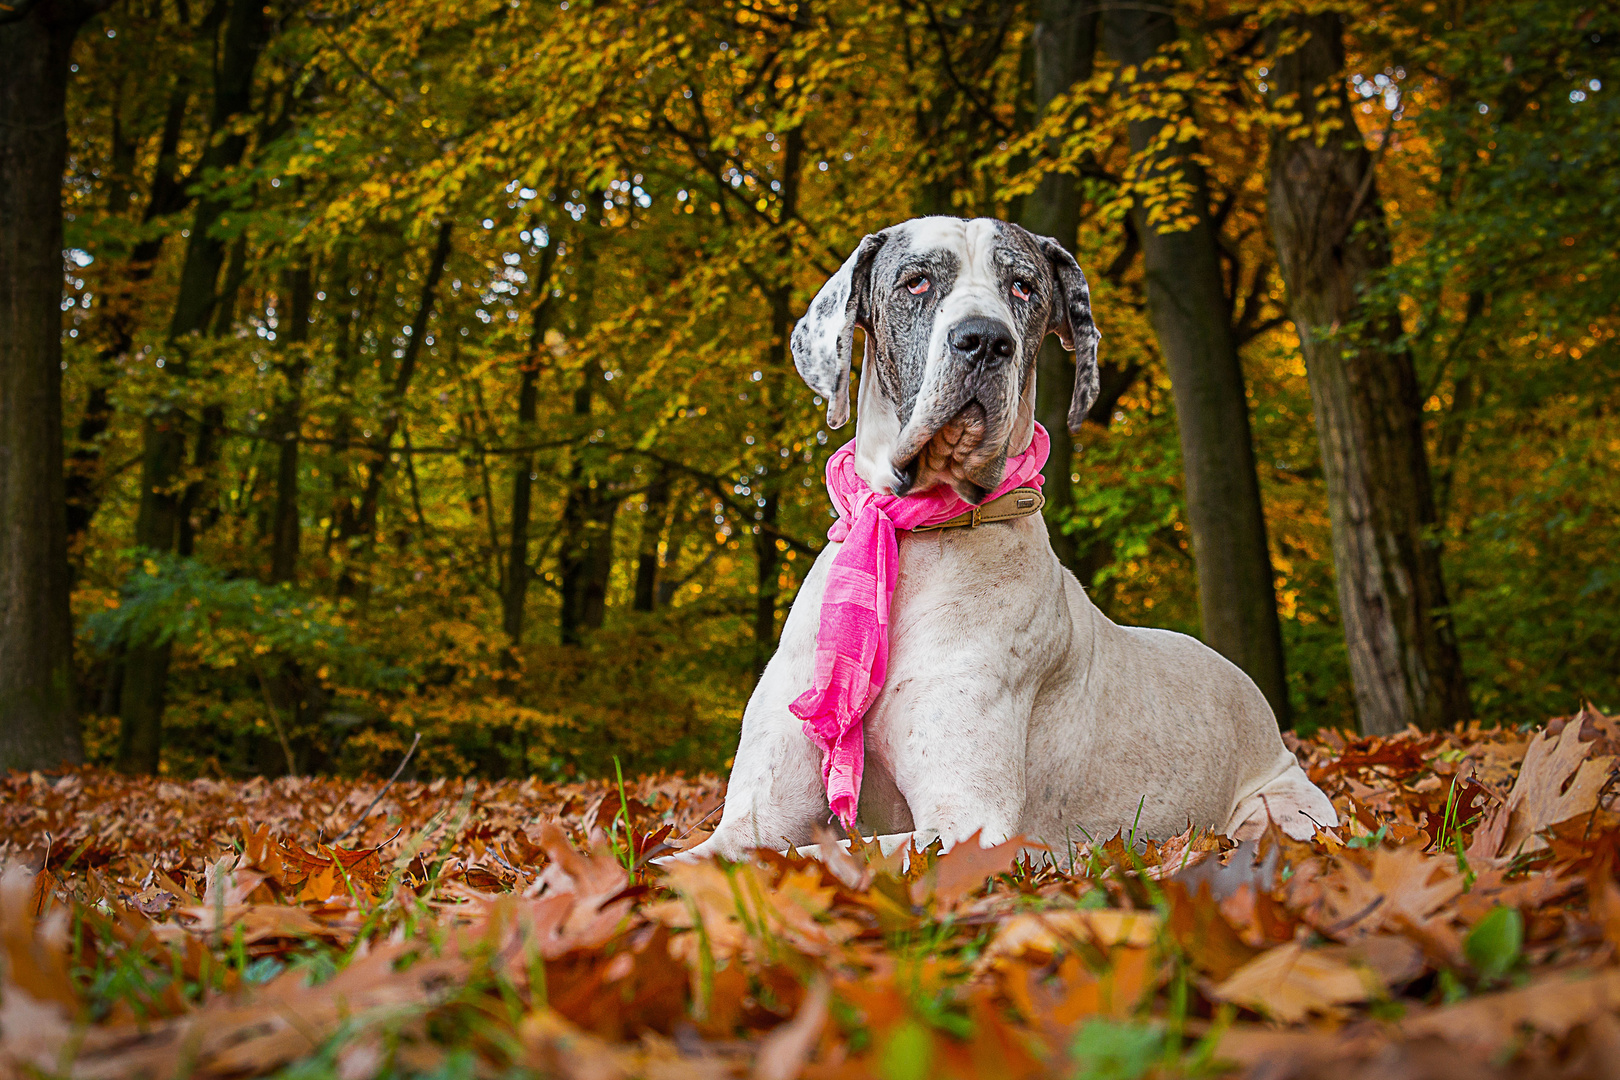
[685,220,1337,863]
[687,503,1336,862]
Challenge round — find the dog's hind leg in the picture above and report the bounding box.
[1223,760,1339,842]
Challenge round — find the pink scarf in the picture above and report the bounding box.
[790,424,1051,827]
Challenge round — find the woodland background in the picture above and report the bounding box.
[0,0,1616,781]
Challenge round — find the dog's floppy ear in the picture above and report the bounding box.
[1033,235,1103,433]
[791,231,887,429]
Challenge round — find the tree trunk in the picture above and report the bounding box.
[322,250,364,560]
[1265,13,1469,735]
[554,221,616,647]
[656,500,694,610]
[502,361,540,642]
[1101,4,1292,725]
[557,490,618,642]
[501,243,558,643]
[348,222,453,546]
[66,77,190,552]
[557,478,619,644]
[557,368,618,646]
[269,262,312,583]
[633,467,672,613]
[557,495,612,647]
[176,402,225,557]
[1019,0,1096,579]
[119,0,271,772]
[1070,357,1143,603]
[0,1,90,771]
[747,126,805,676]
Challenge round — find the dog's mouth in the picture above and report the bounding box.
[892,400,1003,502]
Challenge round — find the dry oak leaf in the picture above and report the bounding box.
[68,942,468,1079]
[645,859,764,964]
[997,943,1157,1029]
[528,1007,738,1080]
[1211,1025,1386,1079]
[201,858,272,909]
[649,859,852,965]
[1469,734,1531,796]
[0,865,74,1008]
[806,827,869,890]
[1212,940,1380,1023]
[935,986,1046,1080]
[542,925,691,1042]
[1400,966,1620,1058]
[1451,866,1577,926]
[753,975,829,1080]
[908,831,1032,908]
[521,1009,641,1080]
[173,902,331,946]
[530,822,627,898]
[0,980,77,1079]
[979,908,1159,968]
[0,866,77,1077]
[1589,864,1620,953]
[1497,719,1616,856]
[1342,934,1425,988]
[1164,879,1262,982]
[515,822,636,958]
[1315,845,1463,939]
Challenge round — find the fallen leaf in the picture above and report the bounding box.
[1315,845,1463,941]
[908,830,1032,908]
[1212,940,1378,1023]
[980,908,1159,964]
[1499,721,1616,855]
[1590,863,1620,953]
[753,975,828,1080]
[1401,967,1620,1056]
[1164,879,1261,981]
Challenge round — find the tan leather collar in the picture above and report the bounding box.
[909,486,1045,532]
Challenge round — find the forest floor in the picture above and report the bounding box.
[2,709,1618,1079]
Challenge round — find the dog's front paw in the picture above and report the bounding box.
[668,831,752,863]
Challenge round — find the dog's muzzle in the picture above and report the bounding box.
[946,316,1016,370]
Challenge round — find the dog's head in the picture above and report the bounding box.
[790,217,1101,503]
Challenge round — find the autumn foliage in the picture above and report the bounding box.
[8,0,1604,782]
[4,709,1620,1078]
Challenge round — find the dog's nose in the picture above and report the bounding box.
[946,317,1015,365]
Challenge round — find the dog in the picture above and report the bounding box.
[683,217,1336,862]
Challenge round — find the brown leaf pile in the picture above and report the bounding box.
[3,708,1619,1079]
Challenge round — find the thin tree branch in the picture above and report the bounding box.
[251,661,299,777]
[1336,104,1401,247]
[330,732,421,845]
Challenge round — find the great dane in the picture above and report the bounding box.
[684,217,1336,862]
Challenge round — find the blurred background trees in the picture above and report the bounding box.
[1,0,1614,776]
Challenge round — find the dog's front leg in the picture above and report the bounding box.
[680,594,838,861]
[677,548,847,862]
[873,677,1032,852]
[682,693,828,861]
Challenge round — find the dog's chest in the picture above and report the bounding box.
[887,522,1047,631]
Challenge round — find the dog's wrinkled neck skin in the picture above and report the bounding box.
[791,216,1102,505]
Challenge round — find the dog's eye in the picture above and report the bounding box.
[1012,280,1033,302]
[904,275,930,296]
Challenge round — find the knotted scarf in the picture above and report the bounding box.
[790,423,1051,827]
